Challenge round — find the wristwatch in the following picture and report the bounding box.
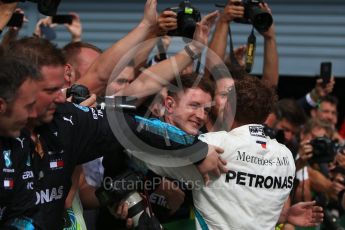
[184,45,200,60]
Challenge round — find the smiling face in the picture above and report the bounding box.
[164,88,212,135]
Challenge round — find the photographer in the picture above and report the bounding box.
[206,0,278,88]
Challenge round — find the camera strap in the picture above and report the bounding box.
[228,25,240,67]
[156,38,168,61]
[245,28,256,73]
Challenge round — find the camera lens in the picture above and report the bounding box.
[253,12,273,32]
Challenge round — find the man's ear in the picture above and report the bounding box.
[164,96,175,114]
[64,64,73,86]
[0,98,7,114]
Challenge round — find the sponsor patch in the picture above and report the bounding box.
[3,150,12,168]
[50,160,64,170]
[3,179,14,189]
[256,140,267,149]
[249,125,265,138]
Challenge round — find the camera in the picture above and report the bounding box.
[96,171,161,229]
[1,0,61,16]
[309,137,345,164]
[167,0,201,41]
[66,84,90,104]
[263,125,285,144]
[234,0,273,33]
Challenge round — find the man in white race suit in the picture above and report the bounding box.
[148,76,296,229]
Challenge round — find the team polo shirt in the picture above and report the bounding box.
[148,124,296,230]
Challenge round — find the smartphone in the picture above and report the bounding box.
[320,62,332,86]
[40,25,56,41]
[6,13,24,28]
[52,15,73,24]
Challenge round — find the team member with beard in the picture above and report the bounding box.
[0,56,41,229]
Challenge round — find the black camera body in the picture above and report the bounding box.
[96,171,142,206]
[234,0,273,33]
[1,0,61,16]
[309,137,344,164]
[66,84,90,105]
[263,125,285,144]
[167,0,201,41]
[96,171,162,229]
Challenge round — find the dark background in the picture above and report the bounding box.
[277,76,345,129]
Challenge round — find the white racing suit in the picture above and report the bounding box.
[147,124,296,230]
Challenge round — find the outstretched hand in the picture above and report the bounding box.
[287,201,324,227]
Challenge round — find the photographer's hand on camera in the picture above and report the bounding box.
[65,12,82,42]
[108,201,134,228]
[257,2,275,39]
[299,140,314,163]
[157,10,177,35]
[327,174,345,201]
[335,150,345,168]
[221,0,244,23]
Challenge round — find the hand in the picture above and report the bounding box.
[287,201,324,227]
[327,176,345,200]
[310,77,335,102]
[191,11,219,51]
[8,8,27,31]
[0,1,18,30]
[220,0,244,23]
[141,0,158,30]
[258,2,275,39]
[64,12,82,42]
[108,201,134,228]
[335,151,345,168]
[298,140,313,163]
[196,145,227,185]
[34,16,55,37]
[233,45,246,67]
[79,94,97,107]
[157,10,177,35]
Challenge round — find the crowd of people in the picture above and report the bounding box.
[0,0,344,229]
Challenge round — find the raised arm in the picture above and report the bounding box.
[76,0,158,94]
[116,11,219,98]
[259,2,279,88]
[207,0,244,68]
